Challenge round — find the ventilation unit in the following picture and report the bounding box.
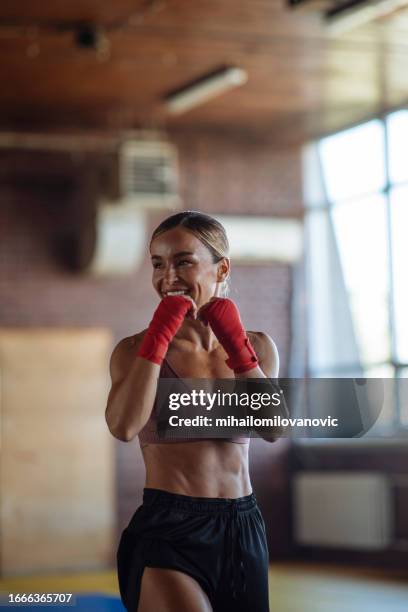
[105,139,180,209]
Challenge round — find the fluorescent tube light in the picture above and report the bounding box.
[165,67,248,115]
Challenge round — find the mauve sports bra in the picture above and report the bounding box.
[138,359,250,448]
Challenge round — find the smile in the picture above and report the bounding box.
[164,290,190,296]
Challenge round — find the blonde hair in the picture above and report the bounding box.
[150,211,230,296]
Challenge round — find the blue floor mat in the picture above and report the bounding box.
[0,593,125,611]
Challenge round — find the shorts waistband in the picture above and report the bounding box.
[142,487,257,513]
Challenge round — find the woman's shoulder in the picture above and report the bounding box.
[113,331,146,352]
[109,331,147,380]
[247,331,279,377]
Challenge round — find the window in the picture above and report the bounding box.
[303,111,408,433]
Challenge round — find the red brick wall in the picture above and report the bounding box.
[173,130,302,217]
[0,133,303,554]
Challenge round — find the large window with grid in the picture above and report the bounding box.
[304,110,408,434]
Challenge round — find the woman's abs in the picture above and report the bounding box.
[142,440,251,498]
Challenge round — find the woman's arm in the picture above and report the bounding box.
[198,297,282,443]
[241,332,284,443]
[105,334,160,442]
[106,295,193,442]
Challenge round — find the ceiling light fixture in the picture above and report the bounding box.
[164,66,248,115]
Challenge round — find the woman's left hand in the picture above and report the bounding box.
[196,297,219,326]
[196,298,259,374]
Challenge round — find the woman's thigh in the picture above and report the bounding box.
[138,567,213,612]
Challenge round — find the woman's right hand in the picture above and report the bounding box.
[137,296,194,365]
[182,295,198,320]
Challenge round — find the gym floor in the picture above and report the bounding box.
[0,562,407,611]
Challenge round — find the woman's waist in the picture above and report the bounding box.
[141,487,257,512]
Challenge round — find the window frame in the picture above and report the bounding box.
[304,107,408,436]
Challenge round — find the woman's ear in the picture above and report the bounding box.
[216,257,230,283]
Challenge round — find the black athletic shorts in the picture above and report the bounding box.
[117,488,270,611]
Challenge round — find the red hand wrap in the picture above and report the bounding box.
[200,298,259,374]
[138,296,192,365]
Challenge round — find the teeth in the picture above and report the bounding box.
[166,290,188,296]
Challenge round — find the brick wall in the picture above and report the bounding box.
[173,130,302,218]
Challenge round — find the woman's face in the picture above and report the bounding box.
[150,227,228,308]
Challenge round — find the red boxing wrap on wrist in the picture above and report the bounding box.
[137,296,192,365]
[199,298,259,374]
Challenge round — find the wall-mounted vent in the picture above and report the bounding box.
[116,140,180,208]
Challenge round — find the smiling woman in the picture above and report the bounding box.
[105,211,279,612]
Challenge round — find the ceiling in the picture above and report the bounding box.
[1,0,408,145]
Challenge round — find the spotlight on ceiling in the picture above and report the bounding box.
[75,24,98,48]
[74,24,109,53]
[164,66,248,115]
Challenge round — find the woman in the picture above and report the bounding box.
[106,211,279,612]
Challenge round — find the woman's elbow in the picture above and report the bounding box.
[105,409,138,442]
[106,421,138,442]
